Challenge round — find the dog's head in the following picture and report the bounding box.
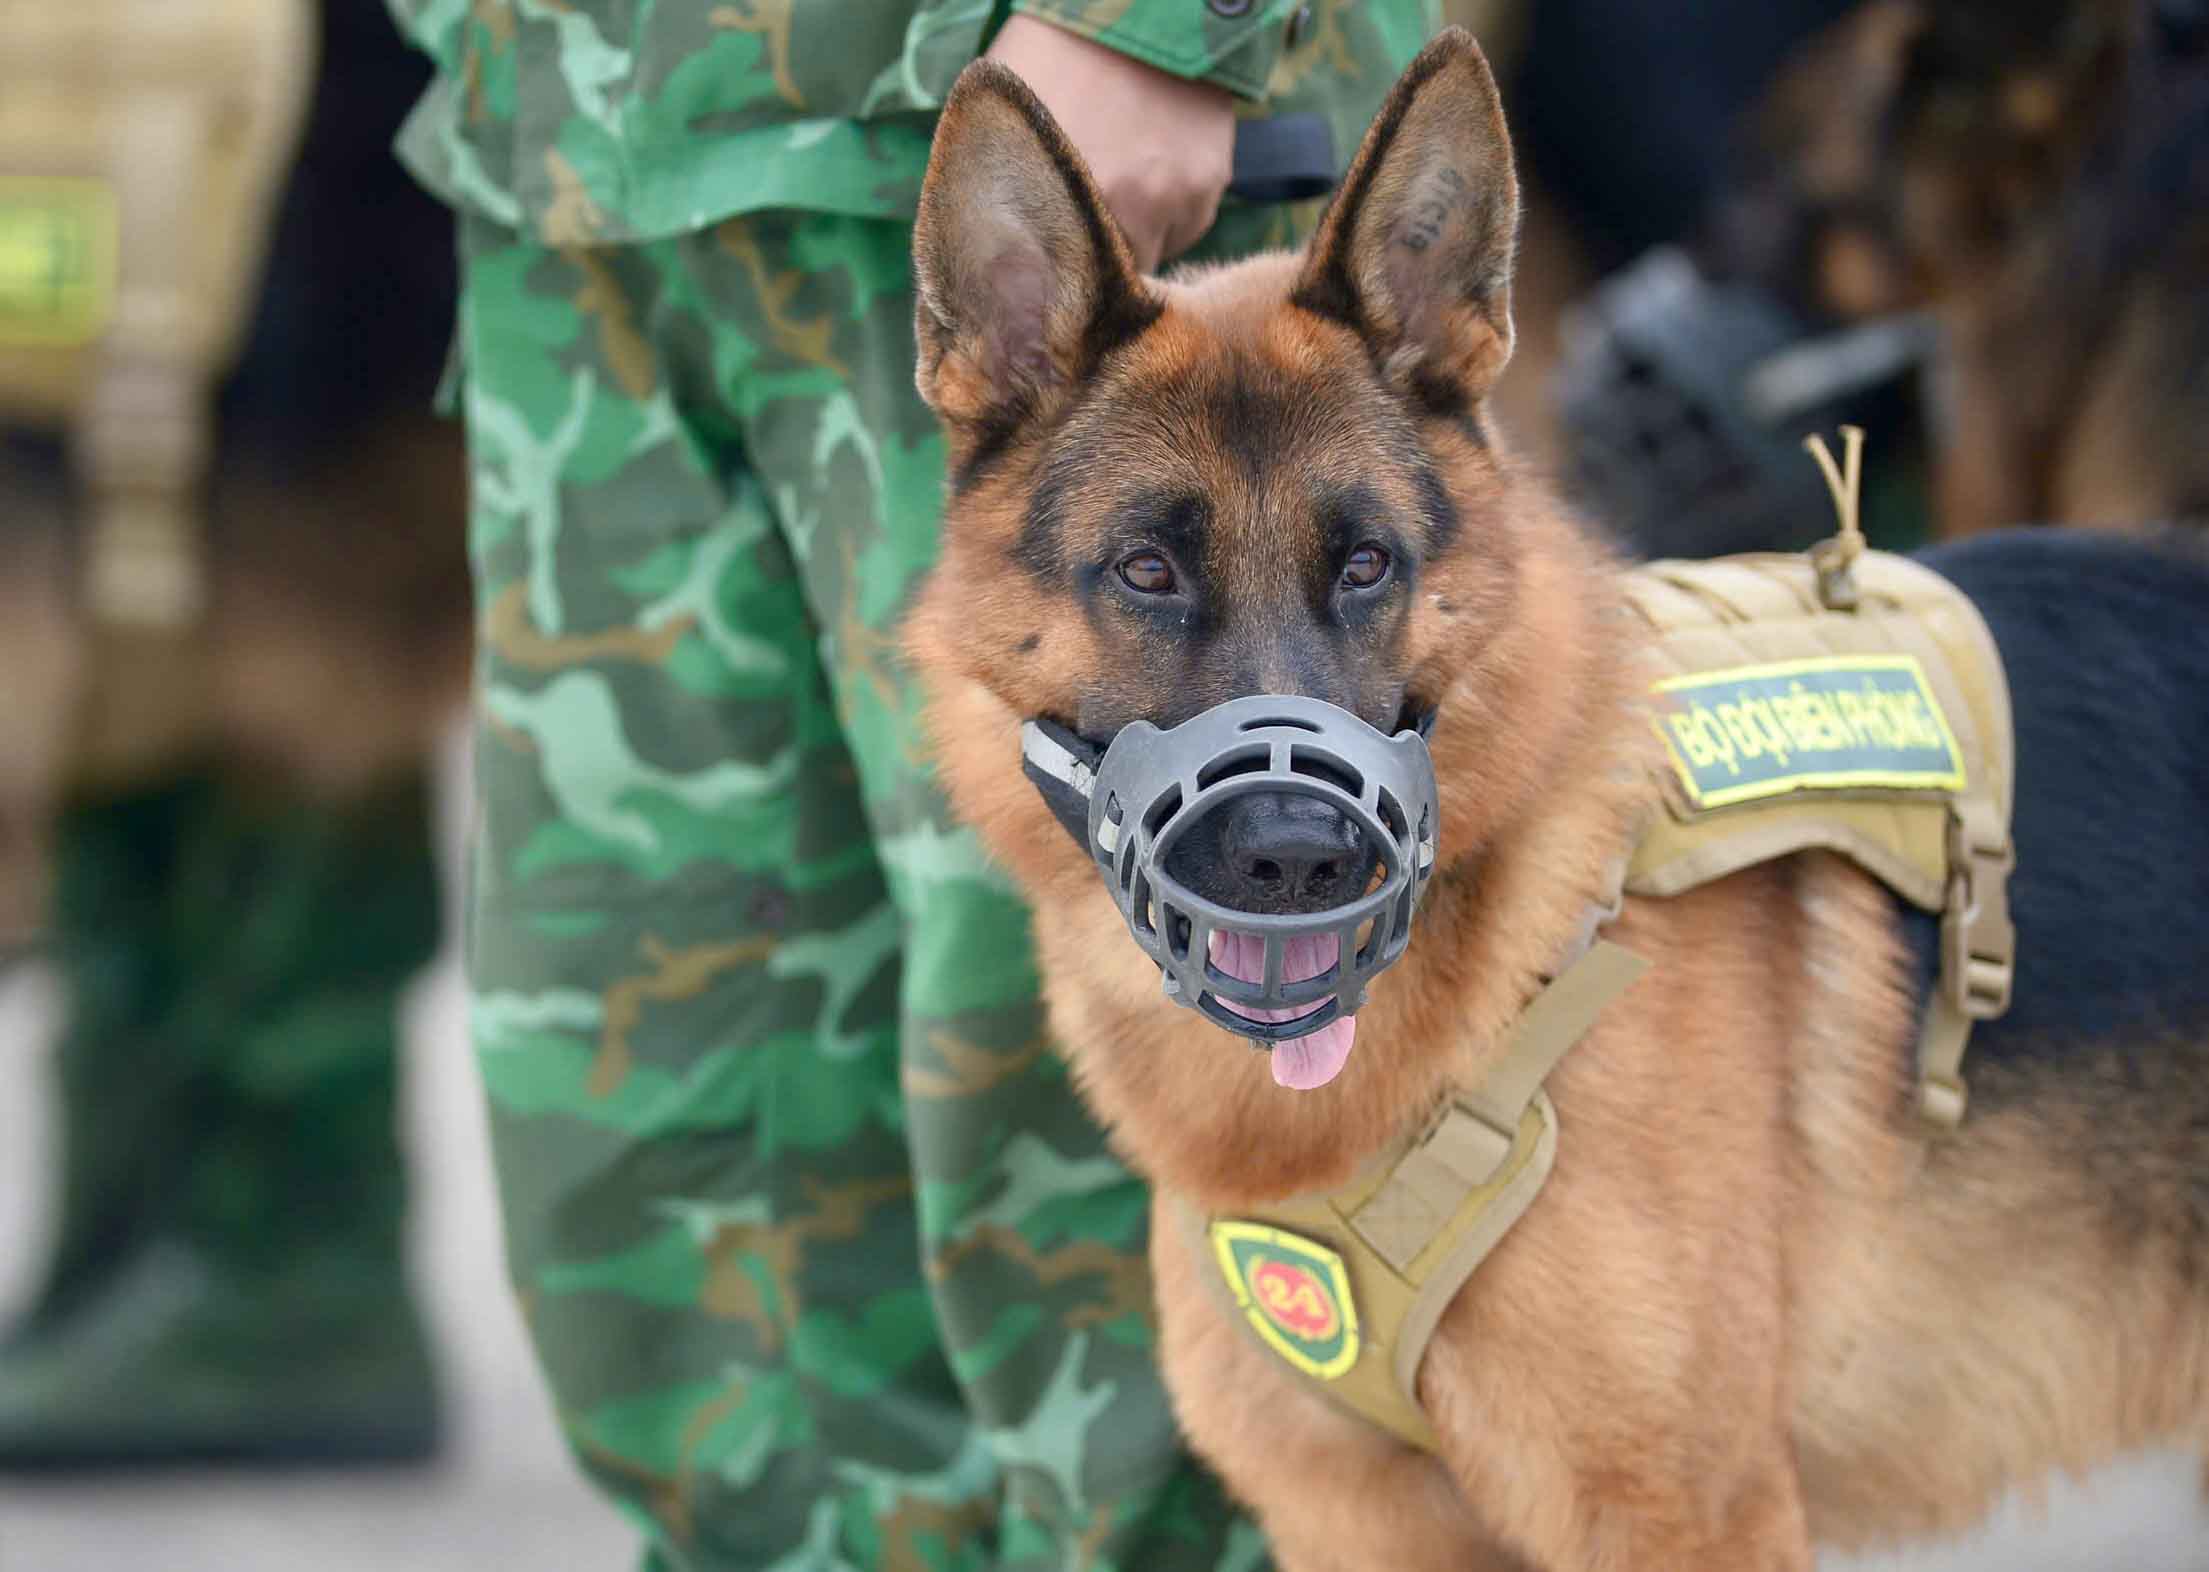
[906,31,1636,1119]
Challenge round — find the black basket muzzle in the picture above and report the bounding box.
[1021,695,1439,1044]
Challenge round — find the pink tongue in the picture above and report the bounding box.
[1205,930,1358,1091]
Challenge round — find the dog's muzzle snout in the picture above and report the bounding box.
[1178,787,1381,921]
[1214,791,1373,910]
[1019,695,1440,1042]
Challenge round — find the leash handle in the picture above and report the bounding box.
[1804,424,1868,612]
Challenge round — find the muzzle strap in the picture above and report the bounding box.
[1020,718,1103,854]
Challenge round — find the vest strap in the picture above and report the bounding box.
[1195,921,1646,1451]
[1915,797,2016,1127]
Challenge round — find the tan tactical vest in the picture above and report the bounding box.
[0,0,313,776]
[1191,451,2018,1451]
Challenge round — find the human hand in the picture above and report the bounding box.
[984,13,1237,273]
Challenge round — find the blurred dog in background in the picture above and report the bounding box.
[1717,0,2209,537]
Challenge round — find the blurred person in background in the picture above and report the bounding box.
[0,0,469,1466]
[384,1,1468,1566]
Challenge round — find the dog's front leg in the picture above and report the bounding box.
[1424,1171,1819,1569]
[1443,1417,1816,1572]
[1233,1441,1532,1572]
[1440,1360,1820,1572]
[1580,1464,1814,1572]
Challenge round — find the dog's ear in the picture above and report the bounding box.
[1292,28,1520,407]
[912,61,1159,434]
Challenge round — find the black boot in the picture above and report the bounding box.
[0,771,446,1469]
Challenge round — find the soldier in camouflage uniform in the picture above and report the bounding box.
[386,3,1434,1566]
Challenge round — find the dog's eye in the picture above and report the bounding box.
[1342,544,1392,589]
[1118,552,1176,595]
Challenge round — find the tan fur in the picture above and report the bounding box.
[908,32,2209,1570]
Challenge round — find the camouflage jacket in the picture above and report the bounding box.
[386,0,1439,245]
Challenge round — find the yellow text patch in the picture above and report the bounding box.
[0,178,118,347]
[1653,655,1966,810]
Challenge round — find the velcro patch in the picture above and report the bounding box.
[1210,1220,1360,1380]
[1653,655,1966,810]
[0,178,117,347]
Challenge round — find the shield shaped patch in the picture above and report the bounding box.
[1209,1220,1360,1381]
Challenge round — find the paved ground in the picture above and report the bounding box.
[1,748,2202,1571]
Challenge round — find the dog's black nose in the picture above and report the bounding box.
[1217,792,1368,910]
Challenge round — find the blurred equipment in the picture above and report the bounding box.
[1553,247,1935,559]
[0,0,468,1468]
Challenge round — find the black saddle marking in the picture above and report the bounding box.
[1898,528,2209,1058]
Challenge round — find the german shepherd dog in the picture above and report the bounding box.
[1718,0,2209,538]
[904,29,2209,1571]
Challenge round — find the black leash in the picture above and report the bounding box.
[1227,113,1339,204]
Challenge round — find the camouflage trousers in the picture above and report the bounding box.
[454,202,1308,1571]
